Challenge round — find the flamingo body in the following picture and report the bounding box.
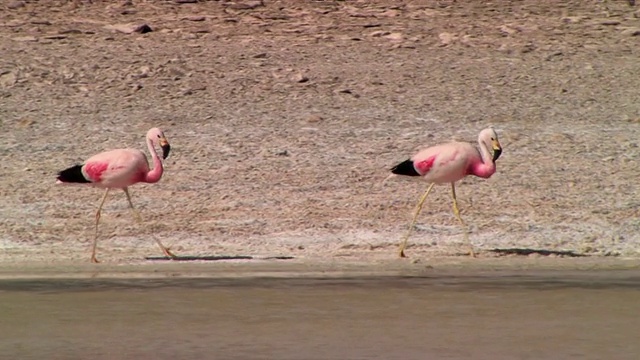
[56,127,175,263]
[390,128,502,257]
[392,141,497,184]
[75,149,149,187]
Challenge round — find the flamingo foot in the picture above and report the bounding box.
[90,256,100,264]
[162,247,178,259]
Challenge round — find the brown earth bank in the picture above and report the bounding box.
[1,0,640,267]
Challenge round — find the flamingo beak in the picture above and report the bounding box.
[491,139,502,162]
[160,138,171,159]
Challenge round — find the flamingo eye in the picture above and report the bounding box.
[157,134,161,138]
[491,137,495,141]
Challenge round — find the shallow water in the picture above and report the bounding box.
[1,275,639,360]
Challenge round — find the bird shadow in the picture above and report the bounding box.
[144,255,295,261]
[488,248,588,258]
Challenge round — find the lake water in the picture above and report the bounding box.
[1,274,639,360]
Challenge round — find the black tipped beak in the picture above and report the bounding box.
[492,148,502,162]
[161,144,171,159]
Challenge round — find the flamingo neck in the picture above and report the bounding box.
[144,137,164,183]
[470,138,496,179]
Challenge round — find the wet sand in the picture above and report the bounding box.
[1,259,639,360]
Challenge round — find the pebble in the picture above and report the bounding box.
[228,1,264,10]
[103,23,153,34]
[384,32,403,41]
[183,16,206,22]
[292,73,309,83]
[620,27,640,36]
[438,32,455,46]
[7,1,25,9]
[12,36,38,42]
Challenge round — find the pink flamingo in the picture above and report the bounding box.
[388,127,502,258]
[56,127,176,263]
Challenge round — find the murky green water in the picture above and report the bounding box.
[1,275,639,360]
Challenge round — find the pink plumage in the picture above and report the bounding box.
[56,127,176,263]
[389,128,503,257]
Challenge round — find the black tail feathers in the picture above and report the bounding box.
[390,159,420,177]
[57,164,91,183]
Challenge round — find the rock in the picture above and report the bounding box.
[498,25,517,36]
[620,27,640,36]
[438,32,456,46]
[562,16,585,24]
[31,20,52,25]
[292,73,309,83]
[0,71,18,89]
[12,36,38,42]
[228,1,264,10]
[103,23,153,34]
[379,9,400,17]
[369,30,389,37]
[521,43,536,53]
[182,15,206,21]
[384,32,403,41]
[43,34,67,40]
[306,115,323,123]
[7,1,25,9]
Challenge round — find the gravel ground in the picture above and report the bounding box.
[1,0,639,266]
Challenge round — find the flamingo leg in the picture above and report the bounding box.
[399,183,435,258]
[451,182,475,257]
[91,188,110,263]
[123,187,177,259]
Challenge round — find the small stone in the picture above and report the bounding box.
[384,32,403,41]
[103,23,152,34]
[293,73,309,83]
[562,16,585,24]
[438,32,455,46]
[7,1,25,9]
[600,20,621,25]
[43,34,67,40]
[228,1,264,10]
[17,118,35,127]
[499,25,517,36]
[275,150,289,156]
[183,15,206,21]
[307,114,323,123]
[521,43,536,53]
[0,72,17,88]
[253,52,267,58]
[379,9,400,17]
[621,27,640,36]
[369,30,389,37]
[174,0,197,3]
[12,36,38,42]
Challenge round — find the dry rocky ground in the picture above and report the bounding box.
[1,0,640,267]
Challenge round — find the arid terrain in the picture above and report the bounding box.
[1,0,640,269]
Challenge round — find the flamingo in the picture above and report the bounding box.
[56,127,177,263]
[388,127,502,258]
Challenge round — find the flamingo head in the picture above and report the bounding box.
[147,127,171,159]
[479,128,502,162]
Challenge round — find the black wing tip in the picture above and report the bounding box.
[390,159,420,177]
[57,164,91,183]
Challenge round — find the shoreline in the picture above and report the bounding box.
[1,256,638,281]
